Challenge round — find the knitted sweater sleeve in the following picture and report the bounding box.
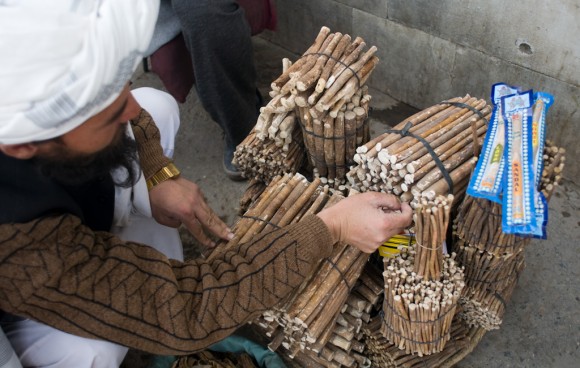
[131,108,172,180]
[0,214,333,354]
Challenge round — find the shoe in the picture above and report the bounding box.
[223,145,246,181]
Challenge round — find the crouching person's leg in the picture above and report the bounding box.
[1,318,127,367]
[111,87,184,261]
[0,88,184,368]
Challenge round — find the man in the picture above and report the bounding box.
[146,0,267,180]
[0,1,412,367]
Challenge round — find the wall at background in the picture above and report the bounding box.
[262,0,579,181]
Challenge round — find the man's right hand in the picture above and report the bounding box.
[316,192,413,253]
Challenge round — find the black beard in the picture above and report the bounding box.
[33,131,140,187]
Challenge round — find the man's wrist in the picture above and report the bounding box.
[146,163,181,190]
[316,211,340,244]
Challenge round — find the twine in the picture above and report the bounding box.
[455,230,529,250]
[382,295,456,324]
[415,242,443,251]
[323,258,353,289]
[298,116,366,140]
[438,100,490,126]
[301,52,362,90]
[306,150,352,169]
[385,121,454,194]
[379,309,452,345]
[239,215,281,229]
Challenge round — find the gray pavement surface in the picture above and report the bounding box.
[123,37,579,368]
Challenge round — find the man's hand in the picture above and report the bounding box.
[149,177,234,247]
[316,192,413,253]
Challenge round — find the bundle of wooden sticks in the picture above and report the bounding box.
[233,110,305,183]
[260,244,369,358]
[413,195,454,280]
[206,173,324,260]
[206,172,378,365]
[455,239,526,295]
[453,195,530,256]
[259,224,370,358]
[274,263,384,368]
[298,86,371,190]
[381,199,465,356]
[453,142,565,330]
[364,316,486,368]
[234,26,378,186]
[452,194,530,331]
[270,26,377,115]
[285,26,377,188]
[279,26,378,189]
[456,241,526,330]
[541,140,566,201]
[347,95,490,205]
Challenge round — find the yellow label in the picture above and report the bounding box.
[378,234,415,258]
[491,144,504,164]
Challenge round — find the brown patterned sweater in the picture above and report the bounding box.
[0,110,334,355]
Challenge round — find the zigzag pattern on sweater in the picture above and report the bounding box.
[0,213,324,354]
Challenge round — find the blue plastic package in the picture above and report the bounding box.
[467,83,522,203]
[518,92,553,238]
[501,90,537,235]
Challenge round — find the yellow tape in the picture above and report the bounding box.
[378,234,415,258]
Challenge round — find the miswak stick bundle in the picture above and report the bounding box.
[347,95,490,206]
[381,196,465,357]
[234,26,378,189]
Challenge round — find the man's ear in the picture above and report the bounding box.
[0,143,39,159]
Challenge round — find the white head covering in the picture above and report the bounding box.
[0,0,159,144]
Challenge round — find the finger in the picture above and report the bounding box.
[399,203,414,226]
[195,204,234,241]
[383,210,413,229]
[400,202,413,215]
[186,218,216,248]
[155,214,181,228]
[384,227,409,241]
[396,213,414,228]
[375,193,402,212]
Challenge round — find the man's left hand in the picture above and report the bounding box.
[149,177,234,247]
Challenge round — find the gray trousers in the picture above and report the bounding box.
[170,0,260,150]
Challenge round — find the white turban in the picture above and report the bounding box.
[0,0,160,144]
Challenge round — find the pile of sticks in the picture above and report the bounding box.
[298,87,371,190]
[455,238,526,295]
[541,140,566,201]
[452,196,529,331]
[209,172,379,364]
[271,27,377,114]
[269,26,377,189]
[381,212,465,356]
[453,195,530,256]
[346,95,490,205]
[456,240,526,330]
[277,263,384,368]
[234,26,379,186]
[205,173,325,260]
[413,195,454,280]
[233,111,305,183]
[453,142,565,330]
[364,316,486,368]
[259,232,370,358]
